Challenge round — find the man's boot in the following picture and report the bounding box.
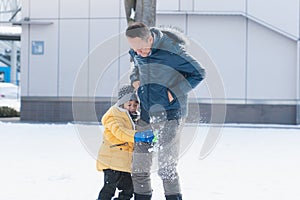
[165,193,182,200]
[134,193,152,200]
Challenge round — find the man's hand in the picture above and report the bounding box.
[167,90,174,102]
[132,81,140,90]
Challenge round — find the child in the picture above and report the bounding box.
[96,85,139,200]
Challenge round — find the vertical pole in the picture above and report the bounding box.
[297,0,300,125]
[296,40,300,124]
[10,41,17,85]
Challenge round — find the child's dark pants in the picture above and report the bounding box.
[98,169,133,200]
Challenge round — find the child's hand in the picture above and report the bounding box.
[134,130,154,143]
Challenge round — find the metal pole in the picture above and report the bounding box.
[10,40,17,85]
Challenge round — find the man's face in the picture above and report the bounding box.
[127,36,153,57]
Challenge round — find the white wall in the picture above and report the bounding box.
[247,21,297,101]
[186,15,247,100]
[21,0,128,98]
[28,22,59,96]
[58,19,89,96]
[247,0,299,38]
[21,0,300,104]
[194,0,246,12]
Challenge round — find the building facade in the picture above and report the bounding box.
[20,0,300,124]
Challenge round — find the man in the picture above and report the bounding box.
[126,22,205,200]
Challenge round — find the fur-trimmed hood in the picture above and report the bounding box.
[157,25,189,45]
[150,26,189,51]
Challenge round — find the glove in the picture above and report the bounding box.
[134,130,154,143]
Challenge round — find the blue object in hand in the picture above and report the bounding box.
[134,130,155,143]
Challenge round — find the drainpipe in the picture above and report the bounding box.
[10,41,17,85]
[297,40,300,124]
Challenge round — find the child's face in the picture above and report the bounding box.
[123,100,139,113]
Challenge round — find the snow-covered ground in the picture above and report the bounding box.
[0,83,20,111]
[0,122,300,200]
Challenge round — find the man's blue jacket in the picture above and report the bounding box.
[129,27,206,123]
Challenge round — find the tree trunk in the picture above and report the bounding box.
[124,0,157,27]
[135,0,156,27]
[124,0,136,25]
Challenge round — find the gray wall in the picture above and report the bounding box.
[20,0,300,124]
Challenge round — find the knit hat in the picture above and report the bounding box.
[117,84,139,106]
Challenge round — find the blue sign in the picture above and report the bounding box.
[32,41,44,55]
[0,66,11,82]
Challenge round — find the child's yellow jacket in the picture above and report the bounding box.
[97,105,136,173]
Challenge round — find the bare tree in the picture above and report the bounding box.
[124,0,136,25]
[124,0,156,27]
